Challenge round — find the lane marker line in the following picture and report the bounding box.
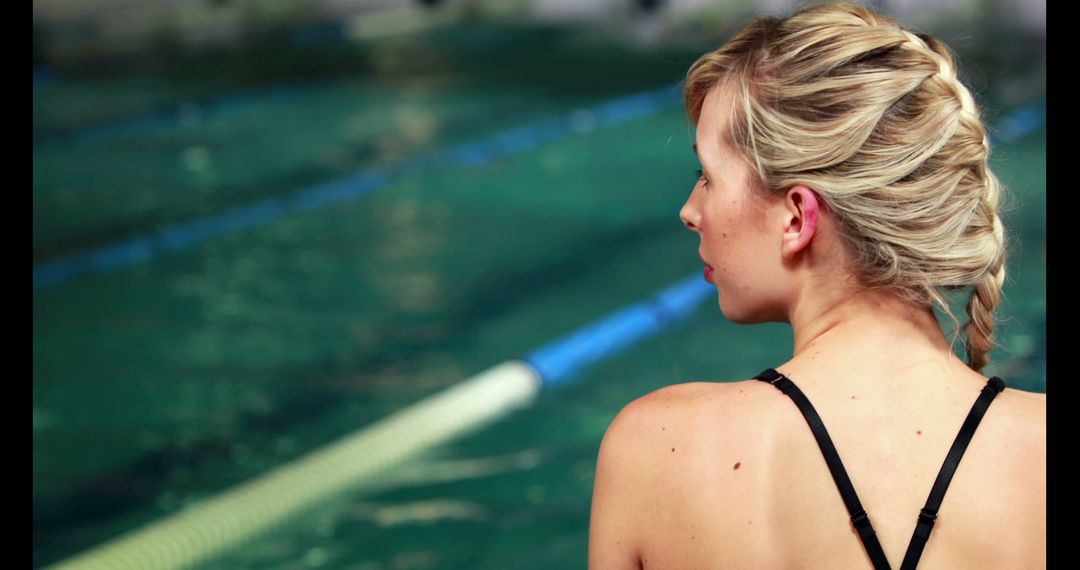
[34,83,683,290]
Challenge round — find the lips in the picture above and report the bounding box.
[700,251,714,282]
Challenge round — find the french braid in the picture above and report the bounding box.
[684,3,1008,372]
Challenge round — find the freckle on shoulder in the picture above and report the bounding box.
[612,384,707,436]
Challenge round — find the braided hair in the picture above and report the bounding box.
[684,2,1007,372]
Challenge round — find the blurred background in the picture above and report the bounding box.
[33,0,1045,568]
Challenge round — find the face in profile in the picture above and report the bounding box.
[679,83,787,324]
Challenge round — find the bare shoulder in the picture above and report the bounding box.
[1000,383,1046,405]
[605,379,778,443]
[591,379,790,568]
[993,387,1046,473]
[944,384,1046,566]
[991,386,1046,441]
[1003,385,1046,414]
[595,377,779,496]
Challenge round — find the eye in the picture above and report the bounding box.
[695,169,708,186]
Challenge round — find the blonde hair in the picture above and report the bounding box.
[684,2,1007,373]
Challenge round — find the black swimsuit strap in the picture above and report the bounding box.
[754,369,1007,570]
[754,368,892,570]
[898,375,1006,570]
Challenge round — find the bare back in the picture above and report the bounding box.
[606,367,1045,569]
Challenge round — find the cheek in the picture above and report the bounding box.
[703,197,742,229]
[700,214,731,244]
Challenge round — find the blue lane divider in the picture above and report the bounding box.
[523,273,714,387]
[33,169,389,289]
[33,83,683,290]
[33,85,301,145]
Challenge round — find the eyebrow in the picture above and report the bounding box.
[692,143,698,156]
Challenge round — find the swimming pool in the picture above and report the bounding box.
[33,17,1046,570]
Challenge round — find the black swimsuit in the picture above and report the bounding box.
[753,368,1006,570]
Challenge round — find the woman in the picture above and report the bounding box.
[588,3,1045,569]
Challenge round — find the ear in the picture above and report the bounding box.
[779,185,821,258]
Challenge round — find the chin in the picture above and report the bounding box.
[718,298,782,325]
[722,311,769,325]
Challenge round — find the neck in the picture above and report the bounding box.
[772,212,969,379]
[786,285,958,369]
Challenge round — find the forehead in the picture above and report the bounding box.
[692,82,769,202]
[694,83,737,159]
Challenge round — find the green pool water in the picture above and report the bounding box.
[33,18,1045,570]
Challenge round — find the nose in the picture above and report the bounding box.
[679,194,700,233]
